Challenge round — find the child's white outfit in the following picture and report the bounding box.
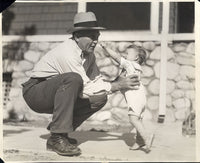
[120,57,146,118]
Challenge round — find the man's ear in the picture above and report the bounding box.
[73,35,79,42]
[73,32,79,42]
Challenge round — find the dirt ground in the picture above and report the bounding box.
[2,120,197,162]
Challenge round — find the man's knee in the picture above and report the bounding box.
[90,93,107,110]
[61,72,83,87]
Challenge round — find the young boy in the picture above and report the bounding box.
[100,43,154,152]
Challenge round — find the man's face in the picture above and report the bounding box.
[74,30,100,54]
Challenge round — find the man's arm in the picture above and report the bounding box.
[110,74,140,93]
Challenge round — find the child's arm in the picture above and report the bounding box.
[100,43,121,64]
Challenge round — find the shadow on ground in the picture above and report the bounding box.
[3,129,31,137]
[40,131,136,147]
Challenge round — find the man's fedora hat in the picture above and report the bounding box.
[68,12,105,33]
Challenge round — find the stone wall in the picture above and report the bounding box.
[3,40,195,127]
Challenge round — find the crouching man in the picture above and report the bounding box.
[22,12,140,156]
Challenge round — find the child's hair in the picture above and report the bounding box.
[137,47,147,65]
[131,45,147,65]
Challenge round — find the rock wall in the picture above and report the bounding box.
[3,40,195,127]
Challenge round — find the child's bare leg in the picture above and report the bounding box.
[129,115,147,149]
[129,114,154,152]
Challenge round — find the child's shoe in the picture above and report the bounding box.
[129,133,155,153]
[144,133,155,153]
[129,131,145,150]
[129,142,145,150]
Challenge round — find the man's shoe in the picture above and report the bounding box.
[47,133,81,156]
[63,133,78,145]
[67,137,78,145]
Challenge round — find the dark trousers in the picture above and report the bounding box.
[22,72,107,133]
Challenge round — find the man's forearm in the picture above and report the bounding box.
[110,80,121,93]
[109,74,140,93]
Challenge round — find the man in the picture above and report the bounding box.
[22,12,140,156]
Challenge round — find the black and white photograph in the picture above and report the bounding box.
[0,0,199,162]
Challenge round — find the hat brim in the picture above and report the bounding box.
[67,26,105,34]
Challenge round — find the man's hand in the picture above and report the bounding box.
[81,76,110,98]
[111,74,140,92]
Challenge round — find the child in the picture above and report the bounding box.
[100,43,154,152]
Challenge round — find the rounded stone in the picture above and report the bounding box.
[12,71,26,79]
[178,52,190,57]
[167,47,175,60]
[133,41,143,47]
[173,43,187,52]
[24,50,41,63]
[150,47,161,60]
[153,62,160,78]
[147,96,159,110]
[148,79,160,95]
[171,89,185,99]
[29,42,38,50]
[177,81,194,90]
[167,62,180,80]
[185,90,195,100]
[150,46,174,61]
[13,60,34,72]
[94,45,106,59]
[186,42,195,54]
[167,80,175,94]
[117,42,133,52]
[174,75,182,82]
[166,95,172,107]
[38,42,50,51]
[154,62,179,79]
[146,60,155,66]
[179,66,195,79]
[96,57,112,67]
[177,56,195,66]
[141,78,151,86]
[142,66,154,77]
[142,41,156,51]
[172,98,191,109]
[175,108,189,121]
